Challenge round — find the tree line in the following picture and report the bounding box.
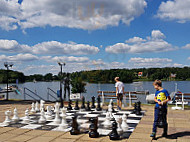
[0,67,190,84]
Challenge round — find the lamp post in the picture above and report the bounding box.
[4,62,14,101]
[58,62,66,108]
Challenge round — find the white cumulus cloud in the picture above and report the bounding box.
[0,39,99,55]
[0,53,38,62]
[106,30,176,54]
[182,43,190,49]
[0,0,147,31]
[156,0,190,23]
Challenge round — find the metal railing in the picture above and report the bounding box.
[24,87,44,100]
[47,87,58,101]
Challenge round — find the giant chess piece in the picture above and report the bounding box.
[108,99,115,112]
[157,105,167,128]
[67,99,72,111]
[89,117,99,138]
[53,106,61,124]
[116,117,123,135]
[12,108,20,123]
[3,110,11,125]
[74,100,79,110]
[40,100,45,111]
[103,111,112,128]
[30,102,36,113]
[46,106,53,120]
[70,115,80,135]
[81,96,86,109]
[38,108,46,123]
[121,113,129,131]
[22,109,30,124]
[109,121,120,140]
[35,101,40,112]
[86,101,91,111]
[54,102,60,113]
[136,101,142,115]
[96,96,102,111]
[132,102,137,114]
[59,107,68,130]
[91,96,96,109]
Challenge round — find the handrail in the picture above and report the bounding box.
[47,87,57,101]
[97,90,149,95]
[24,87,44,100]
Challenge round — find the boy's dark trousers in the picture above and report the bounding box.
[152,106,168,134]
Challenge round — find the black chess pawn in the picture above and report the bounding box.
[136,101,142,115]
[91,96,96,109]
[89,117,99,138]
[86,101,91,111]
[111,101,115,112]
[74,100,79,110]
[137,101,142,111]
[81,96,86,109]
[109,121,120,140]
[70,115,80,135]
[96,96,102,111]
[67,99,72,111]
[132,102,137,114]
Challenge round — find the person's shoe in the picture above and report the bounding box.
[150,132,156,139]
[162,133,168,137]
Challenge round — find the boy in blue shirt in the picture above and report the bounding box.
[150,80,171,139]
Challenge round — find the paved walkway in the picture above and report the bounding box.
[0,102,189,142]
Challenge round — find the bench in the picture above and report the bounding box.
[172,93,190,110]
[97,91,146,107]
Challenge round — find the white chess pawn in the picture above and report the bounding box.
[54,102,60,113]
[3,110,11,125]
[35,102,40,112]
[40,100,45,111]
[53,106,61,124]
[116,117,123,135]
[103,111,112,128]
[108,99,113,112]
[59,107,68,130]
[121,113,129,131]
[12,108,20,123]
[38,108,46,123]
[46,106,53,120]
[31,102,36,113]
[22,109,30,124]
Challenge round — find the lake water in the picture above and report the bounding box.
[0,81,190,104]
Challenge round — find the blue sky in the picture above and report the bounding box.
[0,0,190,75]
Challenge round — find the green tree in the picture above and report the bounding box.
[71,77,86,94]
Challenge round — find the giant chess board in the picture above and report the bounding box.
[0,106,145,139]
[0,100,145,138]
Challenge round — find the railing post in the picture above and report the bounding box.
[24,88,26,100]
[129,91,132,107]
[47,88,49,101]
[101,91,104,107]
[182,93,184,110]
